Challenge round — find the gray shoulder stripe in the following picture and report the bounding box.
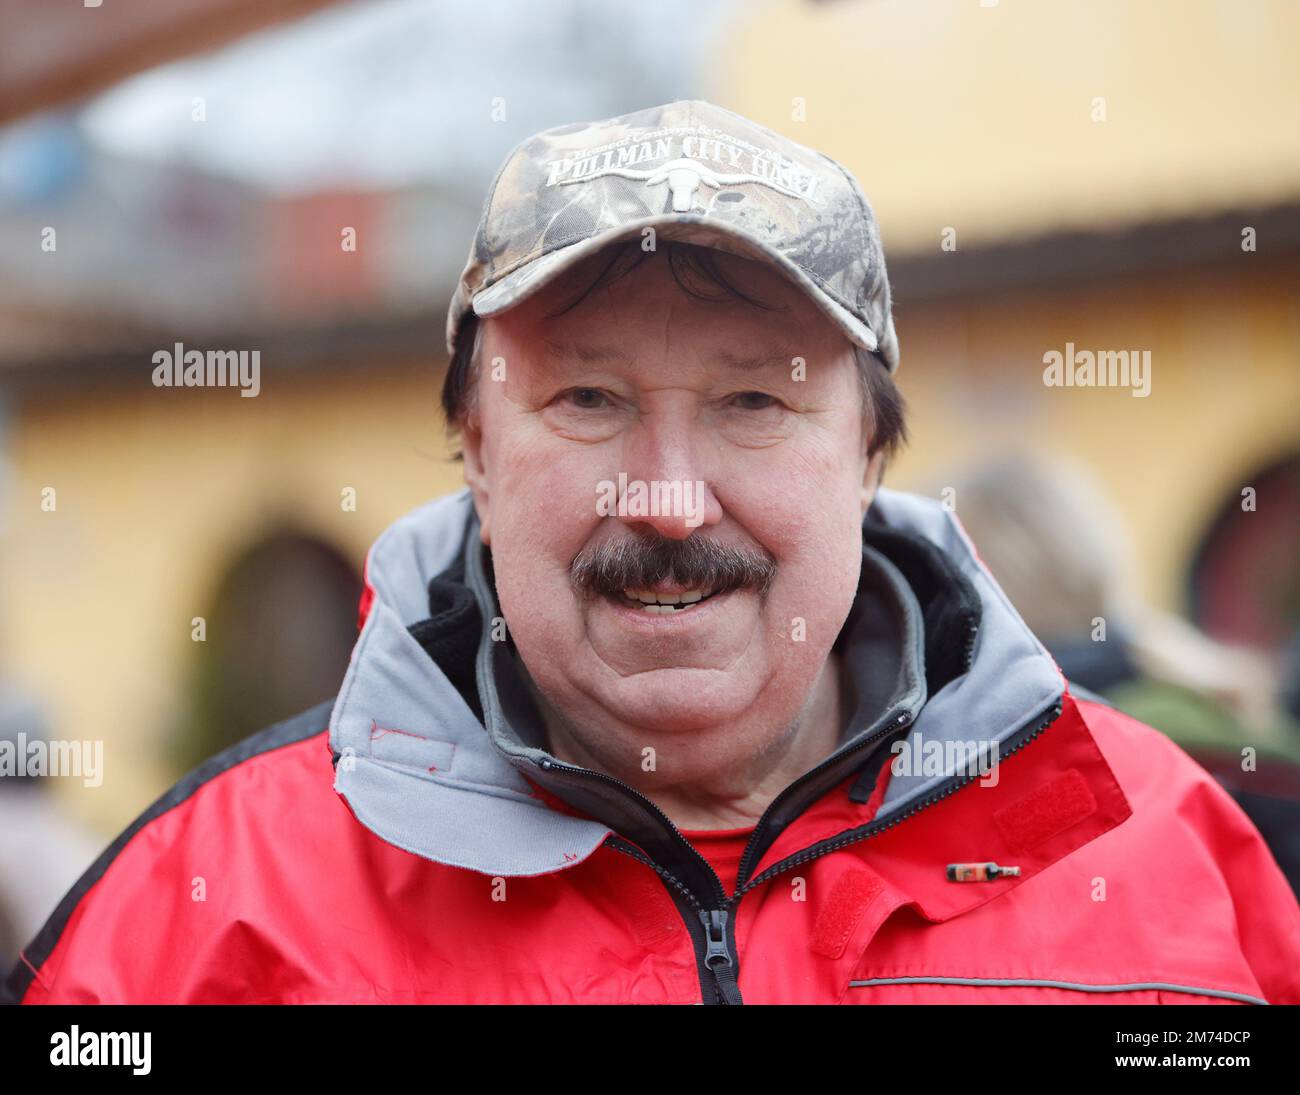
[848,976,1266,1005]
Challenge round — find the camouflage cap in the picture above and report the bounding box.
[446,99,900,372]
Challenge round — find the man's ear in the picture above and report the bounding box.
[459,406,492,546]
[860,447,886,516]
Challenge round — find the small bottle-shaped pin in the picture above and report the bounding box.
[946,862,1021,882]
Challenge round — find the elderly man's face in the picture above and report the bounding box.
[461,245,884,791]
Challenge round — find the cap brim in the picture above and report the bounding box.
[470,215,883,362]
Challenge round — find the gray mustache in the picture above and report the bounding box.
[571,533,776,598]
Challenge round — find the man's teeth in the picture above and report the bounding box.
[619,587,717,613]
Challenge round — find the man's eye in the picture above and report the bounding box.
[562,388,612,409]
[731,391,779,411]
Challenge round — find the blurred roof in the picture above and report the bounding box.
[0,122,480,367]
[0,0,344,127]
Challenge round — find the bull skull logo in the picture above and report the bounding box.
[562,157,809,212]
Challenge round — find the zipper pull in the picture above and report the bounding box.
[946,861,1021,882]
[699,909,744,1005]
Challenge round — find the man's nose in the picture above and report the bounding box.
[614,413,722,541]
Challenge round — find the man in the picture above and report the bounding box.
[7,100,1298,1005]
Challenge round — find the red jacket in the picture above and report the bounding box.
[7,488,1299,1004]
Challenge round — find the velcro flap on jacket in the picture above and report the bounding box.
[811,868,886,960]
[994,768,1097,853]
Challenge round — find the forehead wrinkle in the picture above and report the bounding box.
[711,347,806,374]
[537,309,816,384]
[541,338,634,367]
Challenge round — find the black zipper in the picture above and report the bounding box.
[733,696,1063,898]
[599,832,741,1003]
[700,908,743,1005]
[534,755,743,1003]
[733,707,915,892]
[535,756,729,903]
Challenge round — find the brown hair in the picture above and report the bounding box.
[441,239,907,469]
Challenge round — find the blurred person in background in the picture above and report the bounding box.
[951,454,1300,896]
[0,676,103,975]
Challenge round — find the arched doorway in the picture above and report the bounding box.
[173,531,361,774]
[1189,454,1300,655]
